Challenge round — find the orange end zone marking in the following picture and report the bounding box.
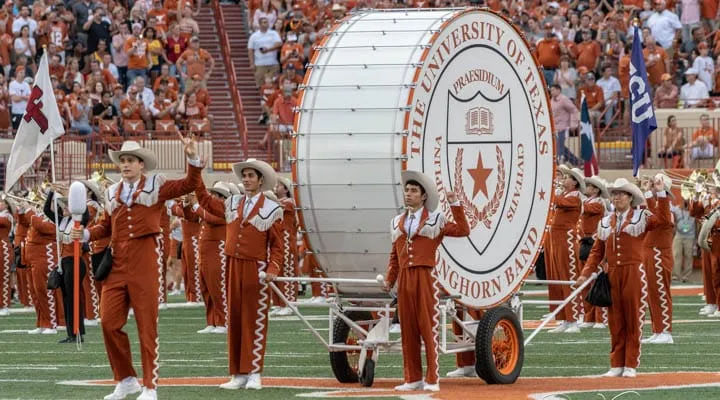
[74,372,720,399]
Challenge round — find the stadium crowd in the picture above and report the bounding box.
[246,0,720,164]
[0,0,215,138]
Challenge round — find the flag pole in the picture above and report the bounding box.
[633,18,641,179]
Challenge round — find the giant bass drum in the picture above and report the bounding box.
[293,8,555,309]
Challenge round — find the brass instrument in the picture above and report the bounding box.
[90,166,116,185]
[698,207,720,251]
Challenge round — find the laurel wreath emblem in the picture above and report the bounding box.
[454,146,506,229]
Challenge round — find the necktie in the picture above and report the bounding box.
[408,214,416,239]
[244,199,253,219]
[126,183,134,205]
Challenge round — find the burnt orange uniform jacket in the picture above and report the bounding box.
[385,204,470,385]
[196,182,283,375]
[581,194,671,369]
[691,196,718,306]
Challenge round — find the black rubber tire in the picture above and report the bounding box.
[359,359,375,387]
[329,310,373,383]
[474,305,524,384]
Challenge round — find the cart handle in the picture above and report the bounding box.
[259,272,386,286]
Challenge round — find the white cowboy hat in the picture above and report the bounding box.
[277,176,293,194]
[227,182,241,195]
[81,180,104,202]
[208,181,233,198]
[401,170,439,212]
[558,165,586,193]
[584,176,609,199]
[109,141,158,172]
[654,173,674,198]
[233,182,245,195]
[331,3,346,11]
[609,178,645,207]
[232,159,276,192]
[263,190,278,202]
[1,195,17,215]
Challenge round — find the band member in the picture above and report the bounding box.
[579,176,609,329]
[21,200,64,334]
[641,174,675,344]
[159,200,173,308]
[83,180,105,325]
[44,191,91,343]
[577,177,670,378]
[691,186,718,316]
[195,159,283,391]
[71,136,203,400]
[546,166,584,333]
[270,176,298,316]
[13,195,33,309]
[195,182,235,334]
[172,198,202,304]
[382,170,470,392]
[0,196,17,316]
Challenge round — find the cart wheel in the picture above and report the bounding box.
[359,359,375,387]
[329,310,373,383]
[474,305,524,384]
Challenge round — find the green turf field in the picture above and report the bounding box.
[1,288,720,399]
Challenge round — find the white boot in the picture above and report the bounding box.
[41,328,57,335]
[197,326,215,334]
[274,307,293,316]
[28,328,43,334]
[602,368,624,377]
[103,377,142,400]
[211,326,227,334]
[622,368,637,378]
[0,308,10,316]
[652,333,674,344]
[641,333,658,344]
[446,366,476,377]
[219,375,247,390]
[593,323,607,329]
[578,322,595,329]
[136,388,157,400]
[548,321,569,333]
[423,382,440,392]
[563,322,580,333]
[394,381,424,391]
[245,373,262,390]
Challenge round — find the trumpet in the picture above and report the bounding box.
[665,170,720,200]
[90,167,116,185]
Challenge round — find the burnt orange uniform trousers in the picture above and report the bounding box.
[24,211,65,330]
[397,266,441,384]
[545,191,582,323]
[16,266,34,307]
[642,195,673,335]
[0,218,12,309]
[197,206,228,327]
[100,234,164,389]
[272,200,298,305]
[452,307,483,367]
[691,200,716,306]
[607,262,647,368]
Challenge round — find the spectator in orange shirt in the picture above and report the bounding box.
[150,89,179,122]
[282,65,303,89]
[261,78,297,148]
[186,74,210,107]
[177,92,206,128]
[280,32,304,72]
[574,29,601,73]
[156,78,178,102]
[685,113,718,165]
[176,36,214,84]
[154,64,180,93]
[147,0,170,33]
[653,73,679,108]
[578,72,605,126]
[124,22,150,84]
[121,84,152,129]
[643,36,669,88]
[535,22,564,86]
[49,54,65,81]
[258,73,276,125]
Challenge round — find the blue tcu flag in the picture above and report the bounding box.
[580,95,595,162]
[629,26,657,177]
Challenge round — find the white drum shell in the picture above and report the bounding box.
[294,8,554,306]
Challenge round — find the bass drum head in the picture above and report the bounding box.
[294,8,555,308]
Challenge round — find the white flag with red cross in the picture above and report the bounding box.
[4,51,65,190]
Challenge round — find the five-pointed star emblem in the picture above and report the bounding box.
[538,188,546,201]
[468,152,493,199]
